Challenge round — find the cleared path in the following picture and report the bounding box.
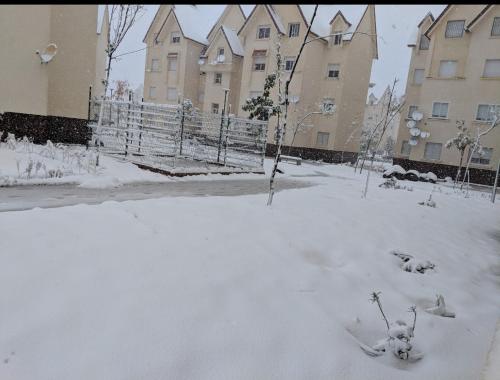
[0,178,313,212]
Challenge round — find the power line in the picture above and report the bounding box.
[114,45,149,58]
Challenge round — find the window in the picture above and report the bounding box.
[198,91,204,103]
[333,32,342,45]
[492,17,500,36]
[401,141,411,156]
[252,51,267,71]
[284,57,295,71]
[408,105,418,119]
[167,55,177,71]
[288,23,300,37]
[470,147,493,165]
[214,72,222,84]
[149,86,156,99]
[476,104,500,121]
[445,20,465,38]
[322,98,335,113]
[257,25,271,39]
[151,58,160,72]
[413,69,424,84]
[217,48,225,62]
[249,91,263,99]
[171,31,181,44]
[327,63,340,79]
[438,60,457,78]
[211,103,219,114]
[316,132,330,147]
[424,142,442,160]
[167,87,177,101]
[419,35,430,50]
[483,59,500,78]
[432,102,449,118]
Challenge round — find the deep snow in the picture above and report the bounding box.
[0,160,499,380]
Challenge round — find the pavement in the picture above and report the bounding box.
[0,177,313,212]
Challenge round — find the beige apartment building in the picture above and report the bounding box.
[143,4,378,163]
[0,5,108,144]
[394,4,500,185]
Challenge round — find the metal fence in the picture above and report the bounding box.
[87,98,268,171]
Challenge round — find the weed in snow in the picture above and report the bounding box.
[425,294,456,318]
[391,250,435,274]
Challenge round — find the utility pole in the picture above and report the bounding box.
[217,88,230,163]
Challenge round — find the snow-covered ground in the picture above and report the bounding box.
[0,159,499,380]
[0,138,170,188]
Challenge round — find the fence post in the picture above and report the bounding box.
[86,85,92,150]
[492,159,500,203]
[125,91,132,156]
[138,97,144,154]
[179,101,185,156]
[223,115,231,166]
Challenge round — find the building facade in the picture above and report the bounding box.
[0,5,108,144]
[143,5,378,163]
[394,5,500,185]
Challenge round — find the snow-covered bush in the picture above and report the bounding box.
[425,294,455,318]
[391,250,435,274]
[382,165,406,180]
[418,194,436,208]
[378,177,413,191]
[366,292,422,361]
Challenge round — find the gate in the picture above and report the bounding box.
[88,99,268,171]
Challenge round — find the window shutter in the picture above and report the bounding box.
[413,69,424,84]
[419,35,430,50]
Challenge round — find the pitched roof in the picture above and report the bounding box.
[205,5,247,42]
[408,12,434,47]
[172,5,222,45]
[329,11,352,27]
[466,4,494,30]
[143,5,167,43]
[238,4,286,36]
[299,5,367,41]
[97,5,109,35]
[221,25,245,57]
[424,5,452,37]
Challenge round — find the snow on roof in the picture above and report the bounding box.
[407,26,418,46]
[266,5,286,35]
[173,5,223,45]
[222,25,245,56]
[299,5,366,41]
[97,5,106,34]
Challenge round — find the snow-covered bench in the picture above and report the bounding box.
[279,155,302,165]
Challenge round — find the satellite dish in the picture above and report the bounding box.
[409,137,418,146]
[412,110,423,121]
[406,120,416,129]
[421,131,430,138]
[36,43,58,64]
[410,127,421,137]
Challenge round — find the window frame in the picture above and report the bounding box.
[445,20,465,38]
[475,104,500,122]
[284,56,296,71]
[167,55,178,72]
[288,22,300,38]
[166,87,178,101]
[469,147,493,165]
[419,34,430,50]
[253,56,266,71]
[257,25,271,40]
[483,59,500,78]
[413,68,425,85]
[211,103,220,114]
[333,32,342,45]
[171,31,181,44]
[149,86,157,99]
[407,105,418,119]
[151,58,160,72]
[322,98,335,113]
[214,72,222,85]
[327,63,340,79]
[438,60,458,78]
[424,142,443,161]
[431,102,449,119]
[316,132,330,147]
[401,140,411,156]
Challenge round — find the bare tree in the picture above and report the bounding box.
[267,5,318,206]
[112,79,131,101]
[95,5,144,166]
[361,78,405,198]
[445,120,474,187]
[460,114,499,191]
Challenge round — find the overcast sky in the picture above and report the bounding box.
[107,4,447,99]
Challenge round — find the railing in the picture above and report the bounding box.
[88,99,268,171]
